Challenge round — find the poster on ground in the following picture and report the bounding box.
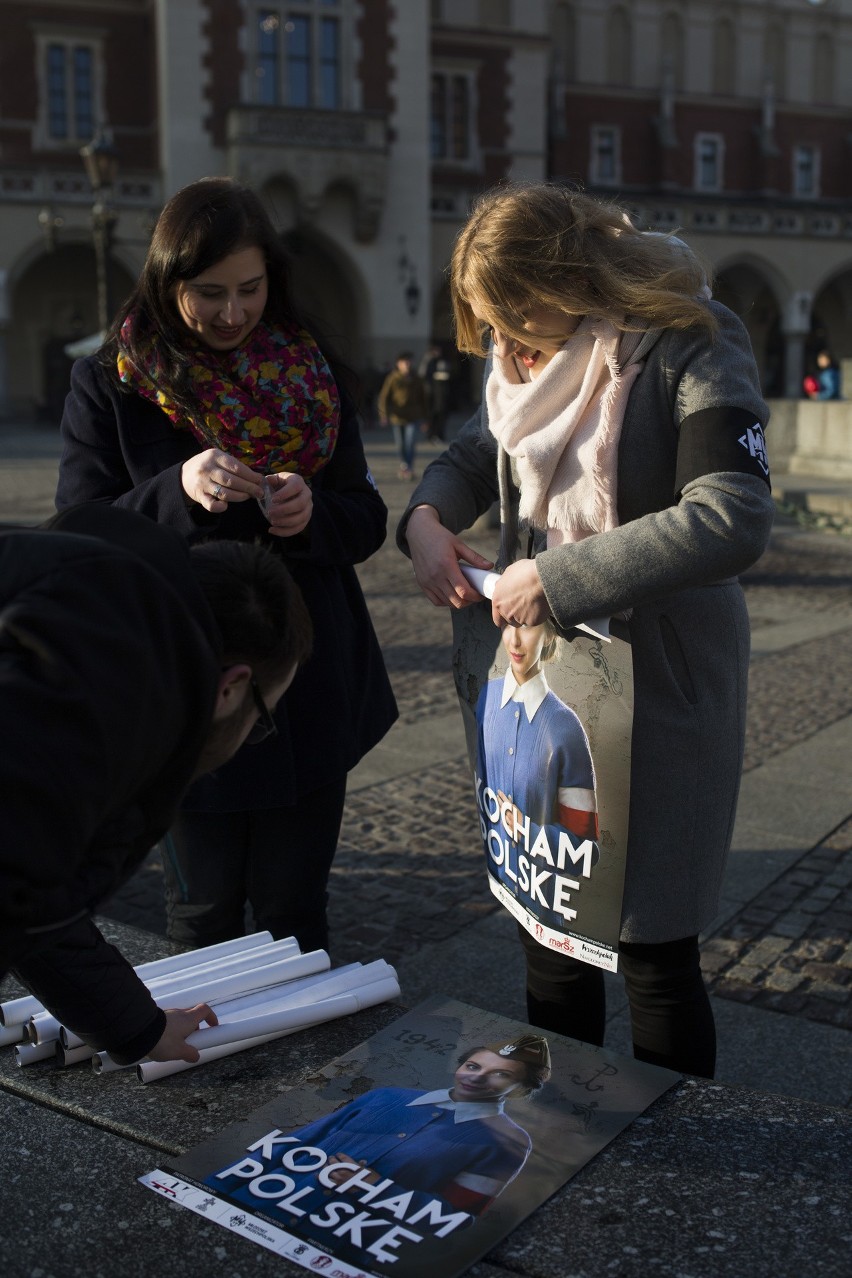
[140,997,678,1278]
[452,599,634,971]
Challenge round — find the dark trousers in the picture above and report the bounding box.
[520,926,716,1077]
[160,777,347,954]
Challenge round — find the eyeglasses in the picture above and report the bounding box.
[246,675,278,745]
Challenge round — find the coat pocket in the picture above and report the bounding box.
[658,614,698,706]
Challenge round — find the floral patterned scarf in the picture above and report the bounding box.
[117,311,340,477]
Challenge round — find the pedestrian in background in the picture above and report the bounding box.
[399,181,774,1079]
[378,351,428,479]
[56,176,397,958]
[804,349,841,400]
[418,342,454,442]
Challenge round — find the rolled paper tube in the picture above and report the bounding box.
[92,1052,134,1075]
[187,975,401,1050]
[15,1040,56,1066]
[0,1023,29,1048]
[458,562,500,599]
[458,563,611,642]
[130,930,276,983]
[29,1013,62,1045]
[0,994,43,1028]
[61,939,311,1052]
[136,976,401,1083]
[209,963,365,1018]
[149,949,330,1011]
[91,966,373,1073]
[215,962,395,1023]
[58,1043,95,1067]
[0,931,277,1028]
[143,937,300,997]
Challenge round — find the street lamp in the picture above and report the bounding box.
[79,131,119,333]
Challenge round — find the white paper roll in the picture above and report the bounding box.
[131,930,276,985]
[154,949,330,1011]
[58,1043,96,1067]
[0,931,277,1028]
[15,1040,56,1066]
[209,962,364,1018]
[0,994,43,1028]
[459,562,500,598]
[136,975,401,1083]
[143,937,299,997]
[61,938,308,1052]
[92,1052,133,1075]
[30,1012,64,1045]
[55,949,329,1054]
[0,1023,28,1047]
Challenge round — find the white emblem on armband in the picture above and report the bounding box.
[737,422,769,475]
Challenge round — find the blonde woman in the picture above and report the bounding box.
[399,183,773,1078]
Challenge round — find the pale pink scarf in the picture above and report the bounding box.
[485,316,645,547]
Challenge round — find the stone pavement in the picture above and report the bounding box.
[2,418,851,1110]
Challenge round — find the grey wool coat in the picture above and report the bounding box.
[398,301,774,943]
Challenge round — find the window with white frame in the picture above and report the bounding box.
[254,2,346,109]
[694,133,724,192]
[590,125,621,185]
[431,70,476,164]
[793,144,820,197]
[36,33,102,147]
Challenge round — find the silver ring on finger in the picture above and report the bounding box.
[212,483,224,500]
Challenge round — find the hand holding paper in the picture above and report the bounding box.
[459,562,611,641]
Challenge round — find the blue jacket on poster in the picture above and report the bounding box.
[476,668,597,931]
[209,1086,532,1225]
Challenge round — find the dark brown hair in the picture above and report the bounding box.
[102,177,300,403]
[190,538,312,689]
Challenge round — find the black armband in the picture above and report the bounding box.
[675,406,770,497]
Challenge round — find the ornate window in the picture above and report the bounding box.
[694,133,724,192]
[431,69,477,165]
[590,125,621,186]
[793,144,820,198]
[253,2,347,109]
[35,32,103,148]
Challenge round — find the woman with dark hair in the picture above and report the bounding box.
[56,176,397,954]
[399,182,775,1078]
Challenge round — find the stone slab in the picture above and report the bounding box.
[3,1077,848,1278]
[1,1093,308,1278]
[479,1079,851,1278]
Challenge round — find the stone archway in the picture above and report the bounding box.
[8,242,134,422]
[809,268,852,366]
[714,261,784,397]
[280,224,368,377]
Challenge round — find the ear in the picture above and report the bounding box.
[212,664,252,722]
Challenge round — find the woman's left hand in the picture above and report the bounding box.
[262,472,313,537]
[491,558,550,628]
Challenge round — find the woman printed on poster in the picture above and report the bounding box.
[476,621,599,937]
[209,1035,552,1231]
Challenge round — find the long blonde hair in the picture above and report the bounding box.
[451,182,716,356]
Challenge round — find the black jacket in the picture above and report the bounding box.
[57,357,397,812]
[0,506,222,1062]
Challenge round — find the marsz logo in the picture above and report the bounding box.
[738,422,769,475]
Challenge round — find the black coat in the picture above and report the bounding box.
[57,356,398,812]
[0,508,223,1062]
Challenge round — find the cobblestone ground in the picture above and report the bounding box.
[103,432,852,1030]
